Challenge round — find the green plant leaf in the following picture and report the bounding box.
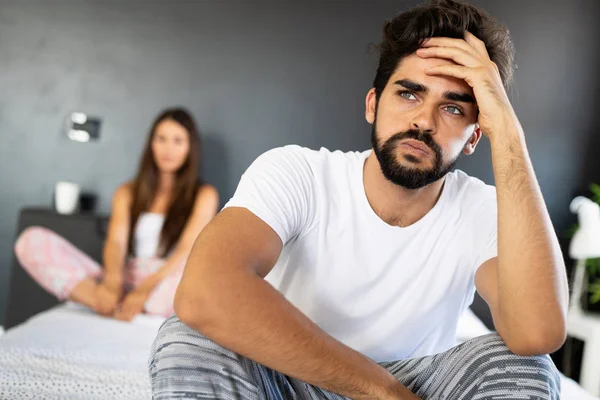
[590,291,600,304]
[587,258,600,275]
[590,183,600,204]
[565,224,579,239]
[589,281,600,304]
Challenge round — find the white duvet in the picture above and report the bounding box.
[0,303,164,400]
[0,303,597,399]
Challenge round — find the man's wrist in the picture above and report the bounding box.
[488,115,525,151]
[360,367,416,400]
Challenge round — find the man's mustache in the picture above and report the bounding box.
[385,129,439,154]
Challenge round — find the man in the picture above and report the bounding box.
[150,0,568,398]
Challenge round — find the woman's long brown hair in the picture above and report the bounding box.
[128,108,202,258]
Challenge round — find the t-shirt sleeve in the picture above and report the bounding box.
[223,145,316,245]
[473,196,498,270]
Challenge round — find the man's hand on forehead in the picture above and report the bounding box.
[415,31,516,139]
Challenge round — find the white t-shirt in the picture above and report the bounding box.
[224,145,498,362]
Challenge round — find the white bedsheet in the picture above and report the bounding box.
[0,303,597,399]
[0,302,165,400]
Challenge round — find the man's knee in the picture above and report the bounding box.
[149,315,258,399]
[465,333,561,399]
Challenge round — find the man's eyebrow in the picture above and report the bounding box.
[394,79,476,104]
[394,79,427,93]
[443,91,476,104]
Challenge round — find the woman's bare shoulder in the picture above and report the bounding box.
[196,184,219,203]
[113,181,135,205]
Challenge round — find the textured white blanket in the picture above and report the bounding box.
[0,302,164,400]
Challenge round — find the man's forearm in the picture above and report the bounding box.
[175,270,415,400]
[490,124,568,348]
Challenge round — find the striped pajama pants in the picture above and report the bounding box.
[149,316,561,399]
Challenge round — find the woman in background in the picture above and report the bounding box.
[15,108,219,321]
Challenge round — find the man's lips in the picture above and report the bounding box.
[399,139,431,156]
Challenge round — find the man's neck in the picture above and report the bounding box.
[363,152,446,227]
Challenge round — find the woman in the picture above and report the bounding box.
[15,107,219,321]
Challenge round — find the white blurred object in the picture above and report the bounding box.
[566,312,600,396]
[55,181,80,215]
[569,196,600,315]
[566,196,600,396]
[570,196,600,260]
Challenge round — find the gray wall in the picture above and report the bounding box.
[1,0,599,322]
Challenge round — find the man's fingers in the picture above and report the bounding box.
[421,36,478,57]
[464,31,490,58]
[417,46,481,68]
[422,34,490,60]
[424,64,476,87]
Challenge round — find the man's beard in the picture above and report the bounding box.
[371,120,465,190]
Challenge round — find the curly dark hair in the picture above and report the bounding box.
[373,0,515,101]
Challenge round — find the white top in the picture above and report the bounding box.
[133,213,165,258]
[224,145,498,362]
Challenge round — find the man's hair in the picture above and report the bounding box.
[373,0,515,100]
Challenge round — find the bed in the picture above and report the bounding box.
[0,302,163,400]
[1,303,597,400]
[1,208,597,399]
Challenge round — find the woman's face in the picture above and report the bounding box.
[151,119,190,173]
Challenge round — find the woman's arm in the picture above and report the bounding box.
[136,185,220,294]
[102,183,133,292]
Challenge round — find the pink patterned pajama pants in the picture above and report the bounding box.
[14,226,184,317]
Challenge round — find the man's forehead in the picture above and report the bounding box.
[391,53,474,96]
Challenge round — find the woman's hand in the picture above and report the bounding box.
[95,283,121,316]
[114,288,150,321]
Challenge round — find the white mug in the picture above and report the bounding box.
[55,181,80,214]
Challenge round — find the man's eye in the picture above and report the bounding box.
[444,105,463,115]
[398,91,417,101]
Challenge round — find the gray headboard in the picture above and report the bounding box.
[3,208,108,329]
[3,207,496,332]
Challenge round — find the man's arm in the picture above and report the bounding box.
[419,32,569,356]
[175,207,418,400]
[475,128,569,355]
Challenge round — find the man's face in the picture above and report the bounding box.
[366,53,480,189]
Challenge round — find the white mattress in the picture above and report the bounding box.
[0,303,597,399]
[0,302,165,400]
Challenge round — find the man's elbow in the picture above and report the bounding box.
[505,325,567,356]
[173,283,219,333]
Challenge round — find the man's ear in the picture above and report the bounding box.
[463,124,483,155]
[365,88,377,124]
